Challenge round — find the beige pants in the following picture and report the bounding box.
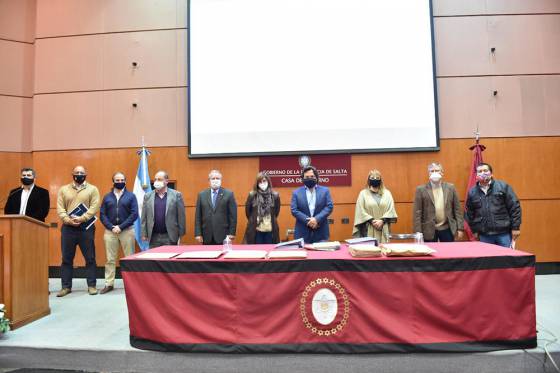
[103,228,135,286]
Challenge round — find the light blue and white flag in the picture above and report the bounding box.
[133,146,151,251]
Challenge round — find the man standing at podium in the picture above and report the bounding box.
[56,165,100,297]
[3,167,50,222]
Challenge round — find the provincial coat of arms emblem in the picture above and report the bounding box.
[300,278,350,336]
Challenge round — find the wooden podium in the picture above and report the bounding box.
[0,215,50,329]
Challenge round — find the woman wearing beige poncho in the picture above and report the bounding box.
[352,169,398,243]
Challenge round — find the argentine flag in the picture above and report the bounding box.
[133,147,151,251]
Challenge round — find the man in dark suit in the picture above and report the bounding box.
[195,170,237,245]
[4,167,50,222]
[413,162,464,242]
[291,166,333,243]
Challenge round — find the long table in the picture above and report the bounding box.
[120,242,536,353]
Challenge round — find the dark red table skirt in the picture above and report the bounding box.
[121,242,536,353]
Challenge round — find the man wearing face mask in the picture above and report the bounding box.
[195,170,237,245]
[291,166,334,243]
[141,170,186,248]
[412,163,463,242]
[465,163,521,248]
[99,172,138,294]
[56,165,100,297]
[4,167,50,222]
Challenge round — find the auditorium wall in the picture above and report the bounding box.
[0,0,559,266]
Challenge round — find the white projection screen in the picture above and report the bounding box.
[188,0,439,158]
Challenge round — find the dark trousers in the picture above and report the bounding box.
[255,231,273,244]
[425,228,454,243]
[61,225,97,288]
[149,233,176,249]
[203,238,221,245]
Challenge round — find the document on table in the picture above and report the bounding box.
[136,252,179,259]
[223,250,268,259]
[267,250,308,259]
[380,243,436,256]
[175,250,224,259]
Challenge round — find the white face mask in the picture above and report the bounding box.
[210,179,221,189]
[153,180,165,190]
[258,182,268,191]
[429,172,442,182]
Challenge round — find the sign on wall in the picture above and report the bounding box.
[259,155,351,187]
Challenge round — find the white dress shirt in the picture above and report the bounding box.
[305,187,316,217]
[19,185,34,215]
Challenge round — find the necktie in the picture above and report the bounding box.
[212,190,217,208]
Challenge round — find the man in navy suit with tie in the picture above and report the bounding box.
[290,166,334,243]
[195,170,237,245]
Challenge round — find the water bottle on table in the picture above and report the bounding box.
[223,236,233,252]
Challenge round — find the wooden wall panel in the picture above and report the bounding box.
[0,41,34,97]
[32,91,103,150]
[36,0,185,38]
[433,0,560,16]
[35,30,186,93]
[433,0,487,16]
[0,96,33,152]
[518,200,560,262]
[0,0,36,43]
[102,0,187,32]
[435,17,490,77]
[34,35,104,93]
[102,29,187,90]
[484,0,560,14]
[35,0,103,38]
[435,15,560,76]
[438,75,560,138]
[0,152,33,212]
[32,88,187,150]
[100,88,187,148]
[487,15,560,75]
[19,137,558,266]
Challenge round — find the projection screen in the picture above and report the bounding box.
[188,0,439,157]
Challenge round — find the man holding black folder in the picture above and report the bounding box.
[56,165,100,297]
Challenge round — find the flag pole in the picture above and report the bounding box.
[134,138,152,251]
[464,128,485,240]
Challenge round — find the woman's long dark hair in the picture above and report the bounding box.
[252,172,274,222]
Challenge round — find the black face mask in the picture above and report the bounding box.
[114,182,126,190]
[21,177,34,186]
[368,178,381,188]
[303,178,317,188]
[73,175,86,184]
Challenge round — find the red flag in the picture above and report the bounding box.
[464,138,485,241]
